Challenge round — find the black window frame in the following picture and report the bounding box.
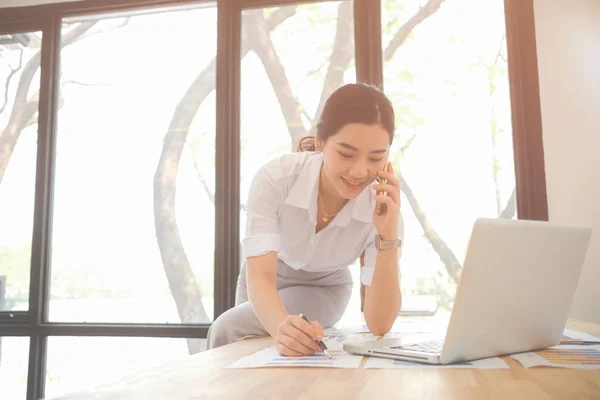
[0,0,546,398]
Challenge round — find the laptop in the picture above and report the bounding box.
[343,217,592,365]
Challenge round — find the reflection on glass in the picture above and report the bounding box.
[0,32,42,312]
[0,337,29,400]
[382,0,515,309]
[50,6,217,333]
[45,336,192,399]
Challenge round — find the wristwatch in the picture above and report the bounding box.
[376,235,402,250]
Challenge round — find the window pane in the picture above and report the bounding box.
[0,337,29,400]
[46,336,194,399]
[239,1,357,296]
[50,7,217,324]
[382,0,515,310]
[0,32,42,312]
[240,2,355,190]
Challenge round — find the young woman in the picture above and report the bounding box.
[207,83,404,356]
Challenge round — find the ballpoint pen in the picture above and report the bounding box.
[299,313,332,359]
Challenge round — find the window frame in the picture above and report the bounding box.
[0,0,546,398]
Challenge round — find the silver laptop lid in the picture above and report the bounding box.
[439,218,592,364]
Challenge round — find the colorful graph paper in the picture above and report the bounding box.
[265,350,346,367]
[535,348,600,365]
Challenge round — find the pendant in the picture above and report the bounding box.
[322,217,328,222]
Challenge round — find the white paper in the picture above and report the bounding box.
[510,344,600,369]
[224,334,368,369]
[364,355,509,369]
[225,346,363,369]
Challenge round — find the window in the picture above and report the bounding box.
[0,31,42,312]
[45,337,190,399]
[0,0,545,397]
[239,1,361,313]
[50,6,217,324]
[0,337,29,400]
[382,0,515,309]
[239,1,356,227]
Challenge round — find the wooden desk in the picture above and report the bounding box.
[55,318,600,400]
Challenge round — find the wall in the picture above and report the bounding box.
[534,0,600,323]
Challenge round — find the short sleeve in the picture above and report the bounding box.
[360,212,405,287]
[242,167,282,259]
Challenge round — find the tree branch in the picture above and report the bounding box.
[313,1,354,123]
[400,172,461,283]
[245,9,306,143]
[65,17,131,46]
[0,21,95,187]
[0,49,24,115]
[500,187,516,219]
[265,7,296,28]
[152,9,294,352]
[188,141,215,204]
[383,0,444,62]
[493,35,506,66]
[380,0,463,283]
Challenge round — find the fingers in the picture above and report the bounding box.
[373,183,400,204]
[275,342,303,357]
[275,316,328,357]
[278,317,320,354]
[277,331,316,355]
[377,162,399,187]
[291,315,324,342]
[374,193,397,209]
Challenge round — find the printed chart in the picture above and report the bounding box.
[511,345,600,369]
[264,350,349,367]
[225,347,363,369]
[536,348,600,365]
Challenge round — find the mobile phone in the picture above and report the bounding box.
[375,162,390,215]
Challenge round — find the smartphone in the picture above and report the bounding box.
[375,162,390,215]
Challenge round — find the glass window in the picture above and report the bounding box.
[240,1,355,194]
[382,0,515,310]
[0,337,30,400]
[50,6,217,325]
[46,336,193,399]
[0,32,42,312]
[239,1,359,303]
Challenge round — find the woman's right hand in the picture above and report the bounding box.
[275,314,325,356]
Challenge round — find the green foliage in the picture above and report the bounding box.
[0,245,31,309]
[412,267,458,311]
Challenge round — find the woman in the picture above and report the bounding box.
[207,83,404,356]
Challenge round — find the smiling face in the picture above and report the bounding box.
[318,123,390,200]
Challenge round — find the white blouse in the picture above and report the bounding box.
[242,151,404,286]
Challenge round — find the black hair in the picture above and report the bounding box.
[298,83,395,151]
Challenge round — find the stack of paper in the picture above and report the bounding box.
[510,330,600,369]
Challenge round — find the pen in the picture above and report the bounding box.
[299,313,332,359]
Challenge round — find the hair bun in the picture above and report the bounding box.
[297,136,316,152]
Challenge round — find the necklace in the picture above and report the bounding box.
[318,193,339,222]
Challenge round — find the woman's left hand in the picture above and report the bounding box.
[372,162,401,239]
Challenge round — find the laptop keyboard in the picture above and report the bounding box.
[390,339,444,354]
